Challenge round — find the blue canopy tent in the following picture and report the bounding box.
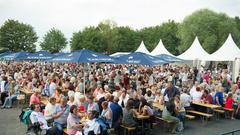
[0,51,12,58]
[48,49,118,95]
[116,52,168,66]
[53,52,69,57]
[48,49,116,63]
[2,52,29,60]
[156,54,183,63]
[23,51,54,60]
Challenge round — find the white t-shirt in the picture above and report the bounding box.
[180,93,192,107]
[191,91,203,102]
[83,119,101,135]
[44,103,56,120]
[30,111,51,130]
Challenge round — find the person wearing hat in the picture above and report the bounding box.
[29,88,41,105]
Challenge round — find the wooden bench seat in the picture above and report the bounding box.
[187,110,213,118]
[213,109,225,114]
[185,114,195,120]
[223,108,234,112]
[155,117,173,123]
[120,125,136,135]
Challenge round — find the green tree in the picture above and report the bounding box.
[0,19,38,52]
[70,26,105,52]
[138,20,180,55]
[40,28,67,53]
[178,9,240,54]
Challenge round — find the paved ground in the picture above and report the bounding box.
[0,108,240,135]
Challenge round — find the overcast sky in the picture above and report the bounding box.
[0,0,239,51]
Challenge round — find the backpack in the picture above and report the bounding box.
[19,109,33,125]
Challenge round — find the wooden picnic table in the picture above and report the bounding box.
[40,96,49,105]
[20,88,34,95]
[135,112,150,134]
[152,102,164,110]
[192,101,221,109]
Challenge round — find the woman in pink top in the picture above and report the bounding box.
[29,89,41,105]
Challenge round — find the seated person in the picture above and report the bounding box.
[180,88,192,110]
[78,94,88,112]
[67,105,83,135]
[162,98,181,134]
[44,97,57,121]
[122,99,137,127]
[201,90,213,104]
[138,97,154,116]
[30,104,56,135]
[53,87,65,104]
[29,88,41,105]
[190,87,202,102]
[100,101,112,128]
[83,110,101,135]
[67,90,77,106]
[52,97,70,135]
[1,80,20,108]
[87,96,99,112]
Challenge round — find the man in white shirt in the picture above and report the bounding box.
[180,89,192,109]
[83,110,101,135]
[30,104,55,134]
[49,79,56,97]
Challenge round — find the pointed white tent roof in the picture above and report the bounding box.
[178,36,210,60]
[151,39,174,56]
[135,41,150,54]
[207,34,240,61]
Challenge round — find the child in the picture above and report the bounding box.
[224,93,234,119]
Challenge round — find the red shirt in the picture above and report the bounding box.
[224,98,234,109]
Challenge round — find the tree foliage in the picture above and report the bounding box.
[40,28,67,53]
[0,19,38,52]
[178,9,240,54]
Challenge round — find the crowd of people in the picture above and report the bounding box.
[0,61,240,135]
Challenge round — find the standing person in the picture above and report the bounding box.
[118,90,129,108]
[163,82,180,103]
[110,97,123,132]
[214,87,224,107]
[52,97,70,135]
[224,93,235,119]
[49,79,56,97]
[0,76,9,105]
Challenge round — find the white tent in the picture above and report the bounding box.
[135,41,150,54]
[207,34,240,61]
[151,39,174,56]
[177,36,210,60]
